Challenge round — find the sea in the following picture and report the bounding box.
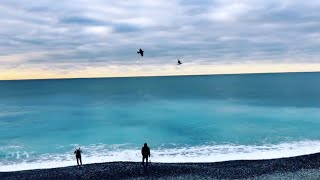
[1,72,320,172]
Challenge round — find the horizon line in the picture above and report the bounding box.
[1,70,319,81]
[2,62,320,81]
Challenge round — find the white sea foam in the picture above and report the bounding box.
[1,140,320,172]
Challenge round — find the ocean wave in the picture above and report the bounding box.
[1,140,320,172]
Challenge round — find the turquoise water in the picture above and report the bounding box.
[1,72,320,171]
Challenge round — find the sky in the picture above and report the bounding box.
[0,0,320,80]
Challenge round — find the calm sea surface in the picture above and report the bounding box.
[1,72,320,171]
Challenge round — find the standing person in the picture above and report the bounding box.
[141,143,150,167]
[74,148,82,166]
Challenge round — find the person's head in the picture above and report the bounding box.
[144,143,147,147]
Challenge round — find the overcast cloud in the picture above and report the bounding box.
[0,0,320,78]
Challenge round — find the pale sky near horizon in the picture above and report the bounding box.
[0,0,320,80]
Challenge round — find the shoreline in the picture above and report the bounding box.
[1,152,320,180]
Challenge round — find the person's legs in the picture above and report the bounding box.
[80,157,82,165]
[142,156,145,166]
[146,157,148,167]
[76,157,79,166]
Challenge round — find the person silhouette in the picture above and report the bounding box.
[141,143,150,167]
[74,148,82,166]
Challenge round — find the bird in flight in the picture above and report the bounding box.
[177,59,182,65]
[137,48,144,57]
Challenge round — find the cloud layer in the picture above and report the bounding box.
[0,0,320,79]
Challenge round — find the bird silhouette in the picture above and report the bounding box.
[137,49,144,57]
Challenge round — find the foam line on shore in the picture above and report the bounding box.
[1,140,320,172]
[1,153,320,180]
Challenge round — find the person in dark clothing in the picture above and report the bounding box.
[141,143,150,167]
[74,148,82,166]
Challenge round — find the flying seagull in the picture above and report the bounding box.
[137,48,144,57]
